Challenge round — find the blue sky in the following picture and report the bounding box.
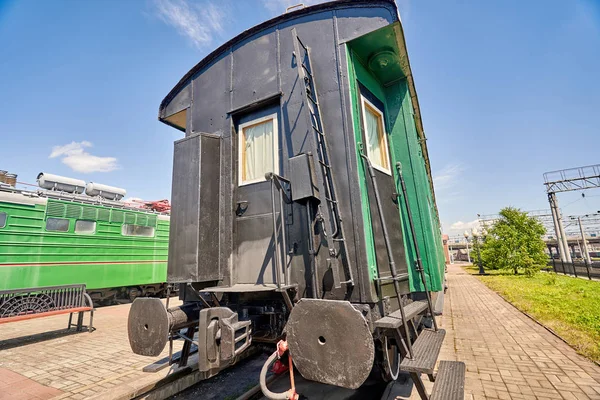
[1,0,599,234]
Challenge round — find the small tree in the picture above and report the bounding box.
[481,207,547,275]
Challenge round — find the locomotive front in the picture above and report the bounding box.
[129,0,451,396]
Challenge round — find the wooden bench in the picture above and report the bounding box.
[0,284,94,332]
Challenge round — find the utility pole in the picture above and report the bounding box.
[578,217,592,264]
[544,165,600,262]
[548,192,571,262]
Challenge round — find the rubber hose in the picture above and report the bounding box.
[260,351,290,400]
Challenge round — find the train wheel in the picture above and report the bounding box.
[128,287,141,302]
[380,335,400,381]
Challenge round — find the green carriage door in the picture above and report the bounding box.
[357,87,409,299]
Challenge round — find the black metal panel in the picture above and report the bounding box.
[169,134,200,283]
[289,154,319,202]
[191,53,231,136]
[231,30,278,111]
[198,135,222,280]
[234,214,280,284]
[168,133,221,283]
[158,1,397,117]
[367,169,409,295]
[334,5,395,43]
[163,84,191,119]
[336,43,373,303]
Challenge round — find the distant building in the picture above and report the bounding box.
[442,234,451,264]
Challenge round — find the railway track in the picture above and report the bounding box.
[165,351,416,400]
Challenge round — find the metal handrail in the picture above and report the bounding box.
[266,173,291,288]
[395,162,438,332]
[359,148,413,359]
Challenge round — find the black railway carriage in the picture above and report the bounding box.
[129,1,464,398]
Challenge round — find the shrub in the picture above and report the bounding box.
[481,207,547,275]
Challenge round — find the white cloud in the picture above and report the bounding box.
[433,162,464,191]
[449,219,480,233]
[154,0,225,48]
[261,0,325,15]
[432,162,465,204]
[49,141,119,173]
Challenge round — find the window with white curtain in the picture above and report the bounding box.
[361,96,390,174]
[239,113,278,185]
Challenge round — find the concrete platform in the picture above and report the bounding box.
[435,263,600,400]
[0,299,183,400]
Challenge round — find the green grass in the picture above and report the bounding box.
[464,265,600,363]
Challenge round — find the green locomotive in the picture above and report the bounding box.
[0,172,169,304]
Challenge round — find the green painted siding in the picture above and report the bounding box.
[0,197,169,291]
[347,55,378,281]
[347,47,445,293]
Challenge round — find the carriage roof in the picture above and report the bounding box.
[156,0,438,219]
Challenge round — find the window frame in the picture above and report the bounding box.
[121,224,155,238]
[360,95,391,175]
[0,212,6,228]
[238,113,279,186]
[75,219,97,235]
[45,217,70,233]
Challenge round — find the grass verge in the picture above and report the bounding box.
[463,265,600,363]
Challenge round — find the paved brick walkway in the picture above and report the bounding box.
[438,263,600,400]
[0,299,182,400]
[3,268,600,400]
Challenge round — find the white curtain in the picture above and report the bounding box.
[244,119,274,182]
[365,108,385,169]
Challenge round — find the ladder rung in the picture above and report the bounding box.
[318,160,331,168]
[325,197,337,203]
[296,36,308,51]
[374,273,410,283]
[311,124,323,134]
[307,94,318,105]
[332,238,345,242]
[301,63,313,78]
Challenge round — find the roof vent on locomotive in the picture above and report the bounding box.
[128,1,464,398]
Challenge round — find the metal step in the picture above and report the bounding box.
[374,273,410,283]
[399,329,446,374]
[373,300,428,329]
[430,361,465,400]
